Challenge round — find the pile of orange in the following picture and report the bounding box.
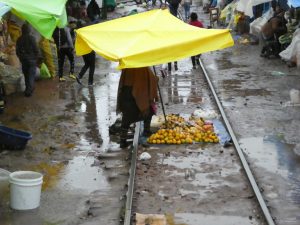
[147,114,219,144]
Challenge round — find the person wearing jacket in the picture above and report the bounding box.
[117,67,158,148]
[16,23,40,97]
[189,12,204,69]
[53,27,76,82]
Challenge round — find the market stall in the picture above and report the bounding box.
[75,9,234,145]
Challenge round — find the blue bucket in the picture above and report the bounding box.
[0,125,32,150]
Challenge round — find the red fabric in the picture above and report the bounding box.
[189,20,204,28]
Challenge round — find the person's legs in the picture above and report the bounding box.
[143,113,153,136]
[196,54,201,65]
[78,54,90,79]
[65,48,75,77]
[120,117,131,148]
[191,56,196,69]
[168,62,172,72]
[169,4,178,17]
[174,61,178,70]
[27,62,36,96]
[88,52,96,85]
[22,61,36,96]
[58,48,66,79]
[21,63,30,95]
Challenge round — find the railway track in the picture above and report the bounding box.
[122,60,276,225]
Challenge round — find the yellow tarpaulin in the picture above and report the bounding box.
[75,9,234,69]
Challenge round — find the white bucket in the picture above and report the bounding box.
[9,171,43,210]
[290,89,300,104]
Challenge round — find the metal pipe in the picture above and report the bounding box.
[123,122,141,225]
[153,66,167,122]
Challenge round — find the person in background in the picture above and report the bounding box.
[260,5,287,58]
[189,12,204,69]
[16,23,40,97]
[76,51,96,86]
[53,27,76,82]
[168,0,181,17]
[117,67,158,148]
[182,0,192,21]
[87,0,101,22]
[167,0,181,72]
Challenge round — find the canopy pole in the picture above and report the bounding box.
[152,66,167,123]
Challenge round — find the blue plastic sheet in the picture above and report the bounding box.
[211,119,232,146]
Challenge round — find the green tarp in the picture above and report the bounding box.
[0,0,67,39]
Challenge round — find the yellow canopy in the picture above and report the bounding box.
[75,9,234,69]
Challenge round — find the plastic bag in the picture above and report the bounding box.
[40,63,51,79]
[39,38,58,78]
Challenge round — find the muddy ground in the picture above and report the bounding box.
[133,59,265,225]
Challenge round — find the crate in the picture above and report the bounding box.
[0,125,32,150]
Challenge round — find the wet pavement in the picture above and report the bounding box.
[202,27,300,225]
[0,51,129,224]
[133,58,265,225]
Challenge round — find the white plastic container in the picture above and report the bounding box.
[9,171,43,210]
[290,89,300,104]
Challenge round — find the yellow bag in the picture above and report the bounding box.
[39,38,58,78]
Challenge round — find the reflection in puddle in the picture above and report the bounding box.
[240,136,297,177]
[58,156,110,193]
[168,213,256,225]
[78,72,119,152]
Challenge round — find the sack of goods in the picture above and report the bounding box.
[39,38,58,78]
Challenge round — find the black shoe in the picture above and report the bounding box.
[174,65,178,71]
[24,92,32,97]
[76,76,82,85]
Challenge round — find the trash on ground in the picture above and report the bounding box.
[270,71,286,76]
[139,152,151,161]
[193,109,219,119]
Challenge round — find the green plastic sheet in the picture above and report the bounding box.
[0,0,67,39]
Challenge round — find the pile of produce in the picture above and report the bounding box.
[147,114,219,144]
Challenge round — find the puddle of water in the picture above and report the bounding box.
[57,156,110,193]
[76,72,119,151]
[240,136,300,205]
[167,213,256,225]
[239,136,297,177]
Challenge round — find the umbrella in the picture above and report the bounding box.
[75,9,234,69]
[0,0,67,39]
[288,0,300,8]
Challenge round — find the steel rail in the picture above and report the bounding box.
[199,60,275,225]
[123,122,141,225]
